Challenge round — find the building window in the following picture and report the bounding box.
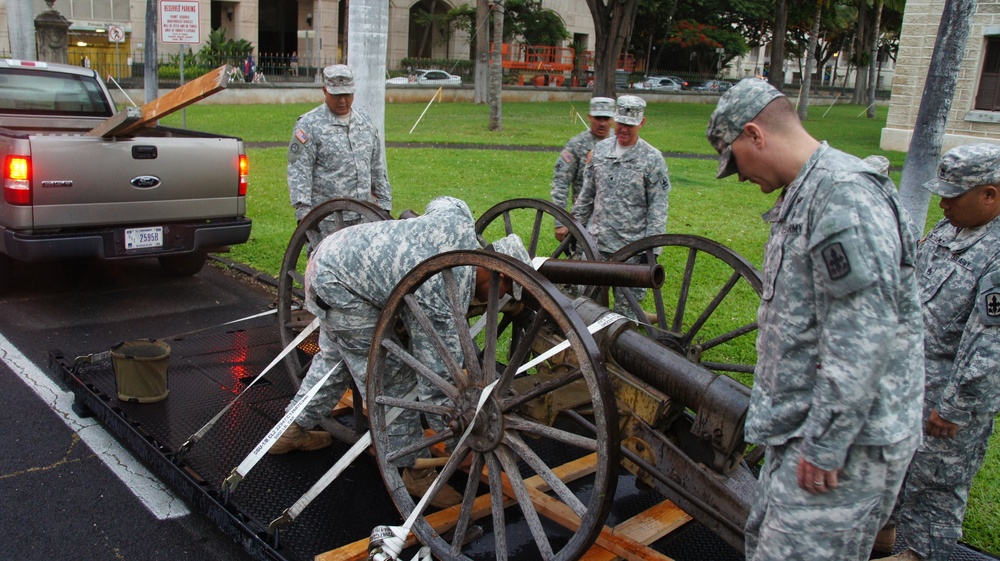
[975,37,1000,111]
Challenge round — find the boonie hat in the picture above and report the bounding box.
[614,95,646,126]
[706,78,785,179]
[862,155,891,176]
[489,234,531,301]
[323,64,355,95]
[589,97,615,118]
[923,143,1000,198]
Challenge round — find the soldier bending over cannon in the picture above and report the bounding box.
[269,196,530,509]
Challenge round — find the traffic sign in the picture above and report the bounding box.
[108,25,125,43]
[160,0,200,44]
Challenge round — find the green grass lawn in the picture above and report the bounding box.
[160,99,998,556]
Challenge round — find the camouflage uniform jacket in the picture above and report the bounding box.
[306,196,478,376]
[287,105,391,221]
[551,130,603,225]
[917,215,1000,424]
[749,142,925,471]
[572,136,671,254]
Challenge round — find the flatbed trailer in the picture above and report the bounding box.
[51,314,745,561]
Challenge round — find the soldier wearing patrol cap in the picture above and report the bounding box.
[550,96,615,242]
[706,78,924,561]
[572,94,670,317]
[287,64,391,225]
[874,143,1000,561]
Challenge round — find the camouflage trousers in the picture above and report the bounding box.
[286,281,445,467]
[745,436,916,561]
[891,415,994,561]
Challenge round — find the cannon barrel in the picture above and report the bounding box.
[534,259,664,289]
[572,298,750,473]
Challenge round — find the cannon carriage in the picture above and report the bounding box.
[275,198,764,561]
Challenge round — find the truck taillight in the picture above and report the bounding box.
[4,156,31,205]
[238,154,248,196]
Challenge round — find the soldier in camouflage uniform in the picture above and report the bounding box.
[572,95,671,317]
[874,144,1000,561]
[551,96,614,242]
[706,78,924,561]
[287,65,391,225]
[269,196,530,509]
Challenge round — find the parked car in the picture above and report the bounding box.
[693,79,734,93]
[386,69,462,86]
[630,76,684,92]
[664,75,691,89]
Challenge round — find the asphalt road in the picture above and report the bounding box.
[0,257,270,560]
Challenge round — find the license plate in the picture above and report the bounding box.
[125,226,163,249]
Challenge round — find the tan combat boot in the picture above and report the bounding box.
[268,423,333,455]
[872,549,923,561]
[873,525,896,554]
[403,467,463,509]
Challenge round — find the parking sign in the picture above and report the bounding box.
[160,1,200,44]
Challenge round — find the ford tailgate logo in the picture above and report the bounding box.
[131,176,161,188]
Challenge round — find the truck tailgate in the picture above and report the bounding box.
[28,134,243,228]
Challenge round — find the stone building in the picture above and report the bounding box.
[881,0,1000,151]
[0,0,596,77]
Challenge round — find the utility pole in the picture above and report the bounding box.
[474,0,489,104]
[488,0,504,131]
[348,0,389,143]
[144,0,158,103]
[8,0,36,60]
[898,0,977,233]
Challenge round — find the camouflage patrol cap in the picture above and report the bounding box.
[924,143,1000,198]
[323,64,355,95]
[589,97,615,117]
[614,95,646,126]
[489,234,531,301]
[862,155,891,176]
[706,78,785,179]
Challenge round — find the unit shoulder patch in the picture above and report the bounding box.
[822,242,851,280]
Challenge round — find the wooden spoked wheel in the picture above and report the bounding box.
[606,234,763,380]
[474,198,600,262]
[367,250,619,561]
[276,198,391,443]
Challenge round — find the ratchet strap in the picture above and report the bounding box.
[175,316,320,459]
[268,387,417,536]
[72,309,278,367]
[222,353,338,497]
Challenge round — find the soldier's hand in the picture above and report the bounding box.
[797,457,838,495]
[926,409,959,439]
[554,226,569,242]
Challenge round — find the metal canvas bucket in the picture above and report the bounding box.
[111,339,170,403]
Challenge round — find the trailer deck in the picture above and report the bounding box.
[51,317,747,561]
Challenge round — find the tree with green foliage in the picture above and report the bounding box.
[666,19,749,76]
[197,27,254,69]
[502,0,571,46]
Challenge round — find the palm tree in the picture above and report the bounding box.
[797,0,829,120]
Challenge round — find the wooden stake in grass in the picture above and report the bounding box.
[409,86,444,134]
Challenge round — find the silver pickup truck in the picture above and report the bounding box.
[0,59,252,287]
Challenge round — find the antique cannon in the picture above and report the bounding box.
[275,198,763,561]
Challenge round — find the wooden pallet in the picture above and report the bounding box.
[314,452,692,561]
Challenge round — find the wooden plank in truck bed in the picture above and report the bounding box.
[87,65,234,138]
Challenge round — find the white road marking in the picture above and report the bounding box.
[0,333,190,519]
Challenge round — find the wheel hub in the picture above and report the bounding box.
[450,386,504,452]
